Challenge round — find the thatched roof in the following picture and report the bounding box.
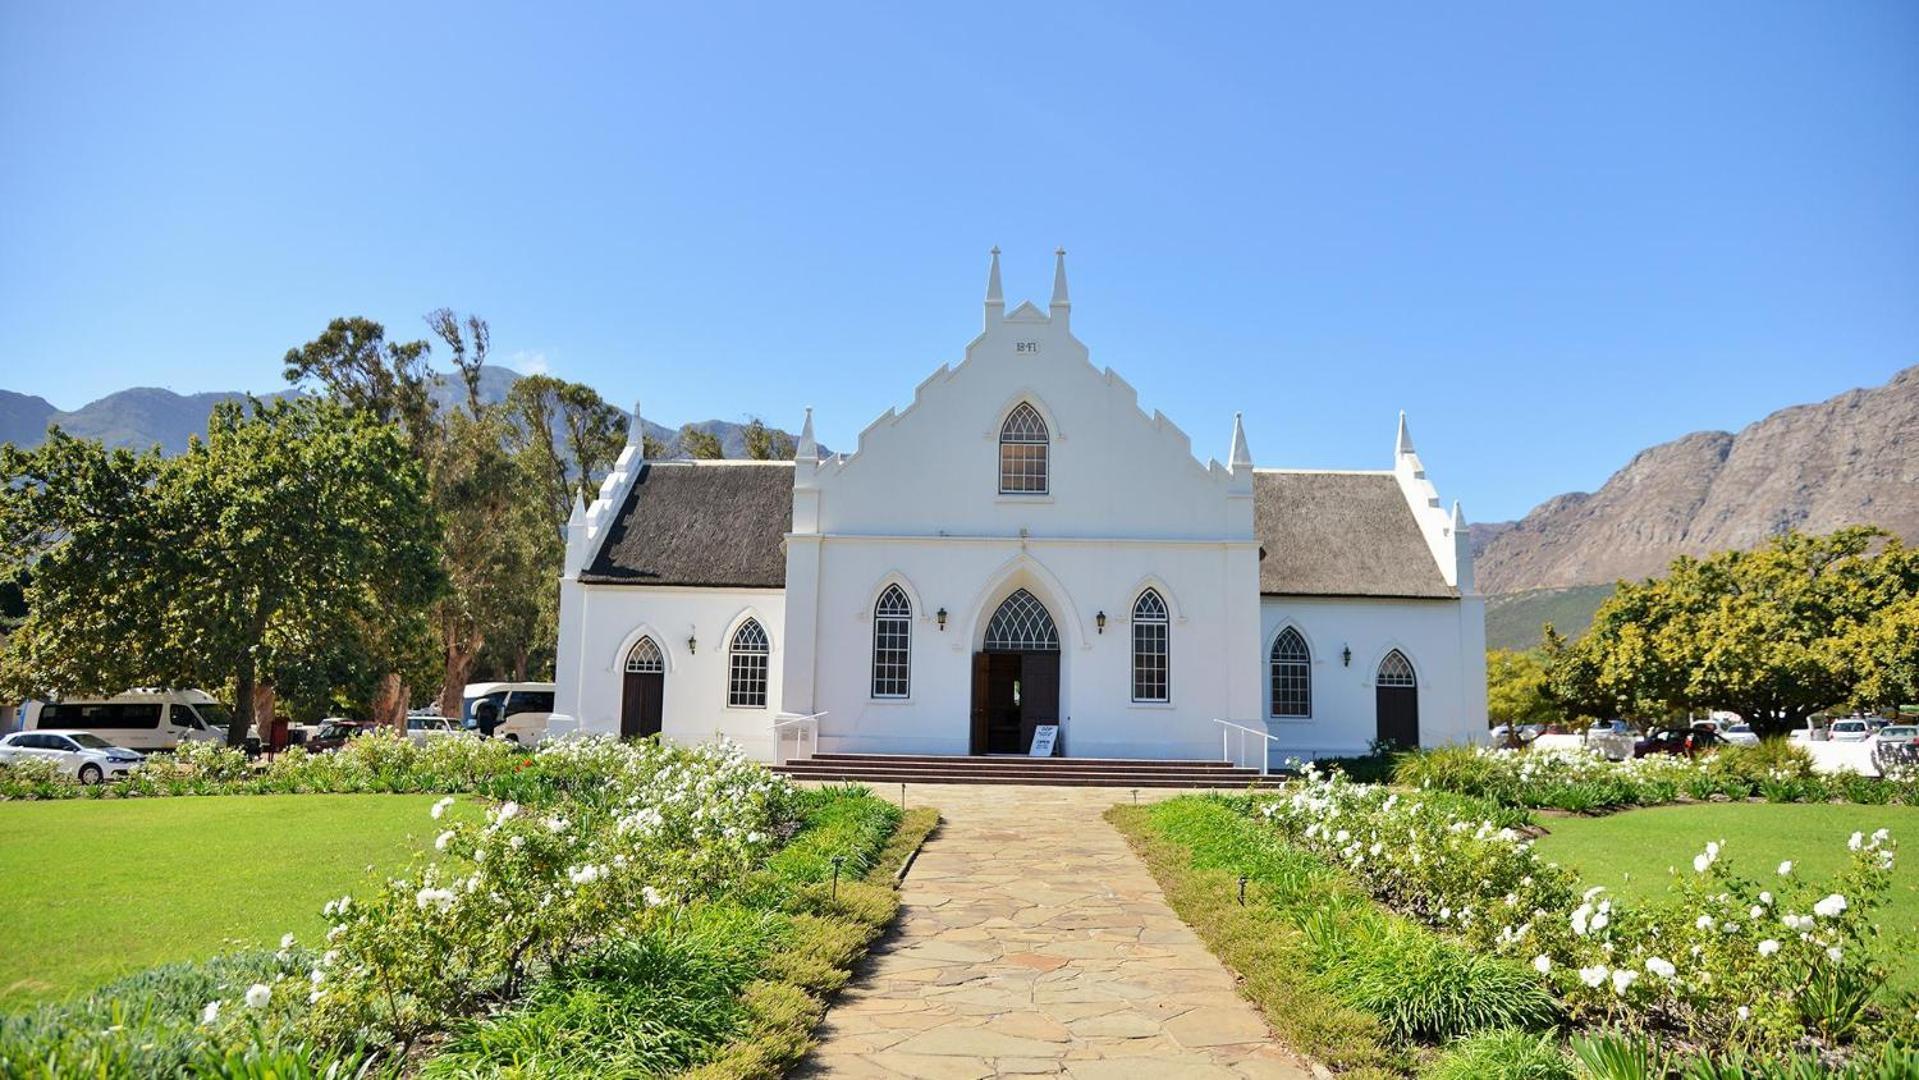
[1254,471,1457,599]
[578,462,792,588]
[580,462,1455,599]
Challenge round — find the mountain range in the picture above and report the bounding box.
[8,362,1915,649]
[1475,363,1919,648]
[0,365,815,461]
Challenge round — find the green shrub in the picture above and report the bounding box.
[423,907,779,1079]
[1425,1028,1573,1080]
[1570,1030,1667,1080]
[1310,915,1558,1041]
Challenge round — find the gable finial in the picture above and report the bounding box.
[628,400,645,456]
[1051,247,1070,309]
[985,245,1004,308]
[1451,499,1465,530]
[568,490,588,526]
[1395,410,1415,456]
[796,406,817,462]
[1229,411,1253,472]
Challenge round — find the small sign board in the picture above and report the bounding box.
[1029,724,1059,758]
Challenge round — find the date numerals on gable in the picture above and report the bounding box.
[1015,341,1041,354]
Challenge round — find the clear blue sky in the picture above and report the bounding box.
[2,2,1915,522]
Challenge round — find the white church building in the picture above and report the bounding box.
[553,251,1487,767]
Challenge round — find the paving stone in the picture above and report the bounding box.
[796,783,1316,1078]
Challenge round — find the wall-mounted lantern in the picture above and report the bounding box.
[1341,645,1352,667]
[936,608,948,631]
[688,632,698,655]
[1096,610,1107,634]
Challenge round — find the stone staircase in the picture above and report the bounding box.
[770,751,1286,789]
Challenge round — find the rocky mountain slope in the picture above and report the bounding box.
[1474,365,1919,594]
[0,367,815,460]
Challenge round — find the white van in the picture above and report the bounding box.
[24,689,239,751]
[462,682,556,744]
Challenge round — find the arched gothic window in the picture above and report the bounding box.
[1377,649,1417,687]
[871,585,912,698]
[1131,589,1169,702]
[728,619,770,708]
[624,636,664,674]
[983,588,1059,651]
[1270,628,1311,717]
[998,403,1049,494]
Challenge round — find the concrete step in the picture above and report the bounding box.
[772,753,1286,788]
[805,752,1246,770]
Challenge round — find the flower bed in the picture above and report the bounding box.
[1254,766,1916,1063]
[0,737,933,1078]
[1390,742,1919,814]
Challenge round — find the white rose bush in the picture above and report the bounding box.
[303,736,792,1048]
[1252,766,1914,1060]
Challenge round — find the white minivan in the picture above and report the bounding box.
[462,682,556,744]
[24,689,239,751]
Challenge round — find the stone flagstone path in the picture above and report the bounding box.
[795,783,1313,1079]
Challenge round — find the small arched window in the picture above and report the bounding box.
[625,636,664,674]
[998,403,1049,494]
[1377,649,1417,688]
[871,585,912,698]
[1270,628,1310,717]
[984,588,1060,651]
[728,619,770,708]
[1131,589,1169,703]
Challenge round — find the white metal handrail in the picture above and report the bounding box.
[772,710,826,766]
[1213,718,1280,775]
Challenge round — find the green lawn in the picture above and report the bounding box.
[0,793,482,1009]
[1534,802,1919,996]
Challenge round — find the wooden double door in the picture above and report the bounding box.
[1375,685,1419,749]
[621,670,664,739]
[969,650,1060,755]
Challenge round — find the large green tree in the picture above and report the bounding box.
[1485,648,1563,736]
[1547,527,1919,736]
[0,400,444,744]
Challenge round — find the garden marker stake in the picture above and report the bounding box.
[831,854,845,899]
[1132,788,1139,806]
[900,782,907,809]
[1238,874,1247,906]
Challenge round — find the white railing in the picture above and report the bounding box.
[1213,718,1280,775]
[772,711,826,766]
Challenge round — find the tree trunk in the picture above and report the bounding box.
[230,656,256,748]
[371,672,408,732]
[440,624,483,720]
[513,647,529,683]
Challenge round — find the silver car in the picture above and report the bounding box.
[0,729,145,784]
[1586,720,1637,761]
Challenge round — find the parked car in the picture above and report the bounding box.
[0,729,145,783]
[301,719,371,754]
[23,689,239,751]
[1586,720,1638,761]
[1634,725,1727,758]
[1488,723,1543,746]
[1828,719,1874,743]
[404,714,460,746]
[1870,725,1919,772]
[1720,723,1760,747]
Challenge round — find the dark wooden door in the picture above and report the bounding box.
[1020,651,1060,753]
[1375,686,1419,749]
[621,671,664,739]
[969,653,991,754]
[986,653,1024,753]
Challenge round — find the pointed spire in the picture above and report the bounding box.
[627,400,644,454]
[985,247,1003,304]
[1450,499,1465,530]
[1050,247,1070,308]
[796,406,817,462]
[1395,410,1415,456]
[1229,411,1252,471]
[568,491,587,526]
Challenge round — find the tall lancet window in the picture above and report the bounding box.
[1131,589,1169,703]
[727,619,769,708]
[1270,628,1311,718]
[871,585,912,699]
[999,403,1049,494]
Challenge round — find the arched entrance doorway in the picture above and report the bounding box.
[971,588,1061,754]
[621,636,665,739]
[1375,649,1419,749]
